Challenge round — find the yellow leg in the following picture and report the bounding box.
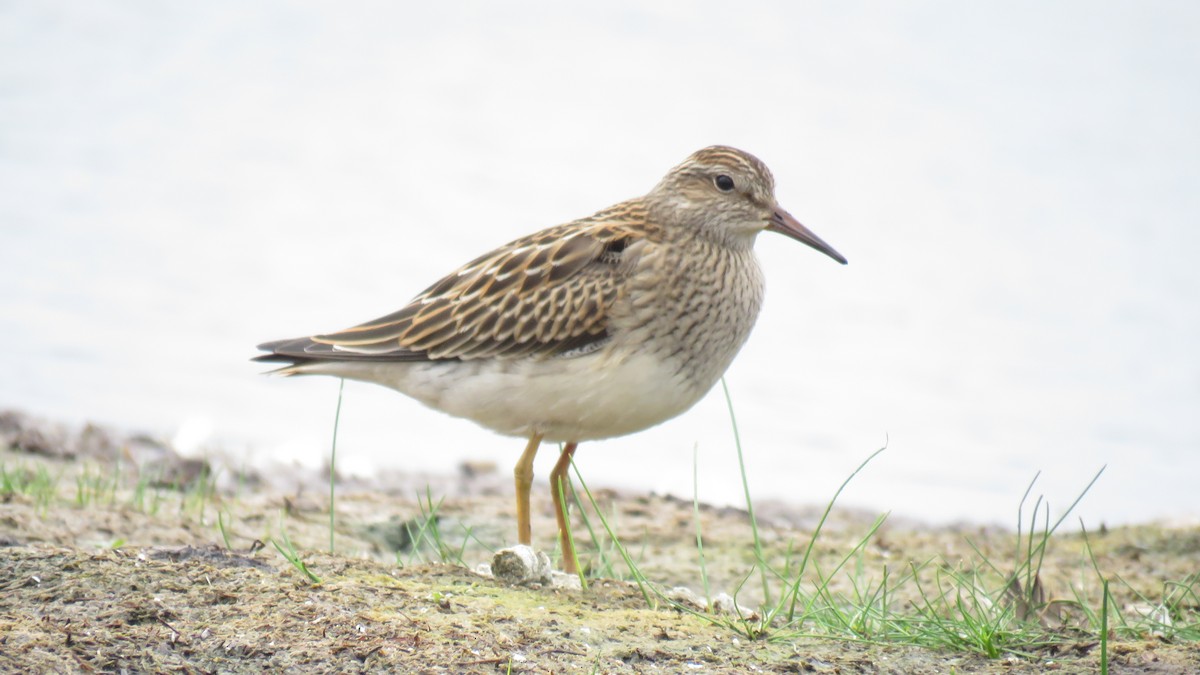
[550,442,579,573]
[513,434,542,545]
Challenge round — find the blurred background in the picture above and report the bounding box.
[2,1,1197,527]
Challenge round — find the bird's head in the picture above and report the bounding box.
[649,145,846,264]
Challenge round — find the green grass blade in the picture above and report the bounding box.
[692,444,712,612]
[571,461,653,607]
[554,472,586,590]
[329,378,344,554]
[719,378,770,606]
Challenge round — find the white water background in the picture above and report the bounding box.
[2,1,1197,527]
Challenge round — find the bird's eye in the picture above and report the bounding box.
[714,174,735,192]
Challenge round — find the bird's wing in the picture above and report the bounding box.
[256,211,649,364]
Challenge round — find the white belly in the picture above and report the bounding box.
[298,349,710,443]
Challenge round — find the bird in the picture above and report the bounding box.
[254,145,846,574]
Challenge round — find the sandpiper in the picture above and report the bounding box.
[255,146,846,573]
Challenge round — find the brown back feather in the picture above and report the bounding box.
[309,211,650,361]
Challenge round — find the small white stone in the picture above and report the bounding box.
[711,593,759,620]
[549,569,582,590]
[665,586,705,610]
[491,545,553,585]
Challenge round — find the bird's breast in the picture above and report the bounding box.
[613,239,765,394]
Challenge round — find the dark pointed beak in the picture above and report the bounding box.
[768,208,847,265]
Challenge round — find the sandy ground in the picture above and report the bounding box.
[1,409,1197,673]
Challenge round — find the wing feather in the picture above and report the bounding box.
[284,211,650,363]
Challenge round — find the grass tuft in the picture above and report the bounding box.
[271,513,322,584]
[1,462,59,512]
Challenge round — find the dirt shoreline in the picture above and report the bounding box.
[1,409,1197,673]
